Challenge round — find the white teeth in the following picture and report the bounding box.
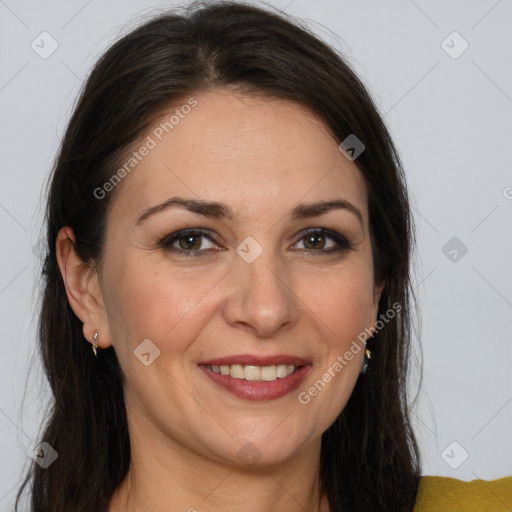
[230,364,244,379]
[276,364,287,378]
[207,364,299,381]
[261,365,276,381]
[244,365,261,381]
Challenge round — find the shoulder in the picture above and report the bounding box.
[413,475,512,512]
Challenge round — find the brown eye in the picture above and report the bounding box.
[159,229,219,257]
[292,228,353,253]
[303,232,327,250]
[177,233,203,251]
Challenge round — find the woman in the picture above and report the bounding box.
[15,2,512,511]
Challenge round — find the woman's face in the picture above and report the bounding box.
[98,89,382,467]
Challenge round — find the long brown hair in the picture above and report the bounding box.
[16,2,422,510]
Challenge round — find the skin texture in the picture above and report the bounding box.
[57,89,383,512]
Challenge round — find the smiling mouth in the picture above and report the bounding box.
[198,360,312,401]
[201,363,302,382]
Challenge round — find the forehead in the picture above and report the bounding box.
[109,89,368,225]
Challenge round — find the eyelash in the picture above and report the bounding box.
[158,228,354,258]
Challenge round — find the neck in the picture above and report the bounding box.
[108,413,329,512]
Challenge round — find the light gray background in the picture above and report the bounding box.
[1,0,511,508]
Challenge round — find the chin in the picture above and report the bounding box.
[204,421,316,470]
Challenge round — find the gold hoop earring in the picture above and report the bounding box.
[92,331,99,357]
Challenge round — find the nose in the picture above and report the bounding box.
[222,249,300,338]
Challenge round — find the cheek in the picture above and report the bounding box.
[103,255,221,356]
[300,263,375,342]
[296,268,373,422]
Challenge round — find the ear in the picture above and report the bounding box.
[369,280,385,332]
[55,226,112,350]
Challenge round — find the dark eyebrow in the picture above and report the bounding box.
[289,199,363,227]
[136,196,363,227]
[136,197,233,225]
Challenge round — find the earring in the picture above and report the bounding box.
[92,331,99,357]
[360,347,371,374]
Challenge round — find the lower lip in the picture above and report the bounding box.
[198,364,312,401]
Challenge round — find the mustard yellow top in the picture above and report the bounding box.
[413,475,512,511]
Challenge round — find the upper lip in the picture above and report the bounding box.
[198,354,311,367]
